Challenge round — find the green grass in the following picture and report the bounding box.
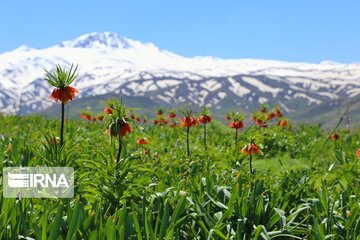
[0,114,359,239]
[252,156,310,173]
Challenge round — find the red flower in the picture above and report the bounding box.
[106,122,132,137]
[267,112,276,120]
[157,109,163,116]
[153,119,159,125]
[81,114,89,120]
[181,117,197,127]
[136,117,141,122]
[259,108,267,113]
[136,138,148,145]
[275,109,282,118]
[198,115,212,124]
[97,116,104,121]
[81,114,92,121]
[120,123,132,137]
[191,118,198,126]
[356,148,360,158]
[330,133,339,141]
[241,143,260,155]
[278,120,288,127]
[104,107,112,115]
[168,112,177,118]
[255,119,267,128]
[49,86,79,103]
[229,120,245,129]
[226,115,231,120]
[159,117,168,125]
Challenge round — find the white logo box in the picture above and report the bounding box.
[3,167,74,198]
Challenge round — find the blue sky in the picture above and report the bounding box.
[0,0,359,63]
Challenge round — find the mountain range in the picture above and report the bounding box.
[0,32,359,127]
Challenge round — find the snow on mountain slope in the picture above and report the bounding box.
[0,32,359,115]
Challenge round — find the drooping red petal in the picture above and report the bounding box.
[168,113,176,118]
[104,107,113,114]
[241,143,260,155]
[181,117,196,127]
[356,149,360,158]
[198,115,212,124]
[49,86,79,103]
[120,123,132,137]
[136,138,148,145]
[229,120,244,129]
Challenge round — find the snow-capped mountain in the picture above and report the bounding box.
[0,32,359,117]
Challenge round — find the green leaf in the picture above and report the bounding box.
[66,199,81,240]
[49,202,63,240]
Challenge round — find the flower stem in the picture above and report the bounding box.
[203,123,207,151]
[235,128,238,146]
[116,135,122,163]
[60,102,65,146]
[249,154,253,174]
[66,104,70,121]
[234,128,238,158]
[186,126,190,157]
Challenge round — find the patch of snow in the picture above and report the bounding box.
[278,101,291,112]
[200,79,222,91]
[228,77,251,97]
[293,93,322,105]
[347,88,360,98]
[157,95,172,103]
[258,97,268,104]
[242,76,282,97]
[156,79,181,88]
[316,91,338,99]
[126,81,157,93]
[218,92,226,99]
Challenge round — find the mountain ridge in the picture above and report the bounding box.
[0,32,359,124]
